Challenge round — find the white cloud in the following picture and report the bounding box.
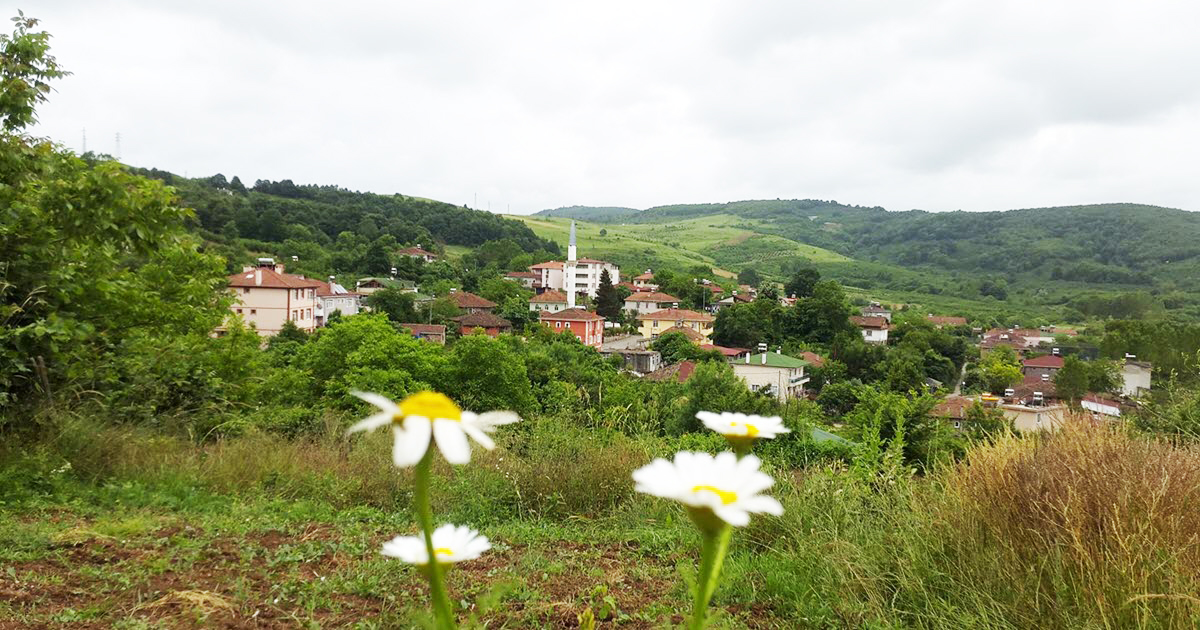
[26,0,1200,214]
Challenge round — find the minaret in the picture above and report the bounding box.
[566,221,577,308]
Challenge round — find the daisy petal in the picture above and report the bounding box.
[351,391,400,413]
[740,495,785,516]
[346,412,392,435]
[475,411,521,429]
[393,418,432,467]
[460,422,496,450]
[433,419,472,464]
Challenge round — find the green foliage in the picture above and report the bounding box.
[445,333,535,415]
[783,268,820,298]
[978,347,1023,394]
[1054,356,1120,401]
[0,12,68,131]
[844,385,949,470]
[670,361,774,435]
[365,287,418,323]
[736,268,761,286]
[594,269,622,320]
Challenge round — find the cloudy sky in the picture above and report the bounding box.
[26,1,1200,214]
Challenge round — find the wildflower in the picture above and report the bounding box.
[381,524,491,566]
[697,411,788,453]
[632,451,782,529]
[346,391,520,466]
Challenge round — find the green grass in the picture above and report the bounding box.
[4,416,1198,628]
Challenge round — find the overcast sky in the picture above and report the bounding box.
[25,1,1200,214]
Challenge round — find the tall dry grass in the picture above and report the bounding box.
[943,416,1200,627]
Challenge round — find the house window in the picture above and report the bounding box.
[306,308,311,319]
[250,309,256,315]
[243,288,250,294]
[236,308,243,314]
[954,421,961,429]
[556,321,561,328]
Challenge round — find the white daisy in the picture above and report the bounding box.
[346,391,520,466]
[697,411,790,440]
[381,524,491,566]
[632,451,783,527]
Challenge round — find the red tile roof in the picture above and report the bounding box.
[850,315,889,330]
[529,290,569,304]
[539,307,604,321]
[701,344,749,357]
[506,271,539,279]
[932,395,974,420]
[451,313,512,328]
[637,308,714,322]
[312,280,361,297]
[228,267,323,290]
[529,261,563,270]
[449,291,497,309]
[1023,355,1064,369]
[799,351,825,368]
[634,272,655,281]
[645,361,697,383]
[624,291,680,304]
[402,324,446,335]
[659,325,705,341]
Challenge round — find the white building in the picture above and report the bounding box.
[730,352,811,402]
[851,316,890,344]
[1121,358,1152,397]
[314,278,362,326]
[529,222,619,306]
[223,259,321,336]
[623,291,680,315]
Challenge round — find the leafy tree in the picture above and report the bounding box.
[784,268,821,298]
[229,175,246,194]
[845,385,948,471]
[651,331,700,364]
[1054,356,1091,401]
[366,287,418,323]
[785,280,856,343]
[737,268,761,286]
[273,319,308,344]
[595,269,622,320]
[1,17,228,409]
[979,347,1022,394]
[445,333,535,415]
[361,238,393,276]
[672,361,772,434]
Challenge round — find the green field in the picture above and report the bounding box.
[506,214,849,278]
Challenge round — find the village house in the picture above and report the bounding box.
[636,308,715,343]
[632,270,658,291]
[850,315,889,344]
[932,395,976,431]
[645,360,697,383]
[1081,393,1122,418]
[451,312,512,338]
[1121,358,1153,397]
[623,291,681,315]
[401,323,446,344]
[313,278,362,326]
[504,271,541,290]
[1022,353,1064,381]
[701,344,751,360]
[861,303,892,322]
[539,308,605,348]
[448,290,497,314]
[1001,401,1067,432]
[397,245,438,263]
[713,291,754,311]
[529,289,570,313]
[730,351,810,402]
[354,276,416,296]
[224,259,321,336]
[600,349,662,375]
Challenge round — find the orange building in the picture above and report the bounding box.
[539,308,605,348]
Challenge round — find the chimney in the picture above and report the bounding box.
[745,353,750,364]
[1052,347,1060,356]
[1041,374,1049,381]
[776,347,781,354]
[449,288,457,294]
[291,255,298,262]
[390,267,397,277]
[672,302,679,309]
[254,268,262,285]
[761,353,767,365]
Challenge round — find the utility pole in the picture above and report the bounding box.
[114,132,121,160]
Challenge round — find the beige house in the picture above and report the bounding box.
[1001,403,1066,432]
[1121,359,1152,397]
[636,308,715,342]
[225,259,321,336]
[623,291,680,315]
[730,352,810,402]
[529,290,570,313]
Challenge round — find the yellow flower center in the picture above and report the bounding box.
[433,547,454,558]
[729,421,759,437]
[395,391,462,423]
[692,485,738,505]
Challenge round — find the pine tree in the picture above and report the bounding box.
[595,269,622,319]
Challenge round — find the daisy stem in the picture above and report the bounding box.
[414,450,456,630]
[690,523,733,630]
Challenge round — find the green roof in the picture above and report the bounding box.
[809,427,855,445]
[735,352,809,368]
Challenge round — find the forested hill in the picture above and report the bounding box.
[130,167,560,257]
[534,205,639,221]
[541,199,1200,289]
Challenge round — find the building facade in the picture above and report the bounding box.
[225,260,321,336]
[539,308,605,348]
[730,352,810,402]
[636,308,716,342]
